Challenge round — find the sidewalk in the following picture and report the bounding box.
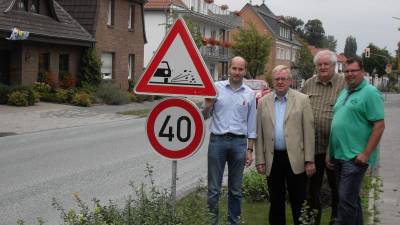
[0,97,203,135]
[0,101,157,135]
[375,93,400,224]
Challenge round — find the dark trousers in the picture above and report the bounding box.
[268,151,306,225]
[334,159,368,225]
[307,153,338,224]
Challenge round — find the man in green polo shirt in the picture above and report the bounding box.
[327,57,385,225]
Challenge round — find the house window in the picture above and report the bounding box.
[291,49,297,62]
[211,30,216,39]
[18,0,27,11]
[128,4,135,30]
[276,47,281,59]
[38,53,50,81]
[59,54,69,78]
[101,53,114,79]
[107,0,115,26]
[31,0,39,13]
[128,54,135,80]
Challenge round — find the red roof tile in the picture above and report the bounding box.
[337,53,347,62]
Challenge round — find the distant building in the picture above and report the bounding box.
[0,0,94,86]
[144,0,241,80]
[58,0,147,89]
[235,3,302,76]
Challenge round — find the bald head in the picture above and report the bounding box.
[229,56,247,70]
[228,56,247,86]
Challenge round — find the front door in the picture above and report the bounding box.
[0,51,10,85]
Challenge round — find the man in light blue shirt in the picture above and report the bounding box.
[203,56,256,225]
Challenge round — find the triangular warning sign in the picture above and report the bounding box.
[135,18,217,97]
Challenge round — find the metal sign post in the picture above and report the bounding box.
[171,160,177,216]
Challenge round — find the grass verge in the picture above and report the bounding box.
[178,174,376,225]
[117,109,149,118]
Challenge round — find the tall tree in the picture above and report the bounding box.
[284,16,305,39]
[232,22,273,78]
[322,35,337,51]
[344,35,357,57]
[304,19,325,48]
[362,43,393,76]
[185,18,203,48]
[293,40,314,80]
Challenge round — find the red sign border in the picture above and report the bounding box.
[146,98,205,160]
[135,17,216,97]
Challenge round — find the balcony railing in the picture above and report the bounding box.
[200,45,231,61]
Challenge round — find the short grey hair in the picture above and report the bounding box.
[313,50,337,65]
[272,65,292,79]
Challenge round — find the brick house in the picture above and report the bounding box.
[235,3,301,76]
[0,0,94,86]
[58,0,147,90]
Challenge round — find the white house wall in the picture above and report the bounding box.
[144,12,167,67]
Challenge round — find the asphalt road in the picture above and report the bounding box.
[0,118,209,225]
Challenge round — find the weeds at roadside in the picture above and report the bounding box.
[117,109,149,118]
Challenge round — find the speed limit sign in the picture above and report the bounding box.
[146,98,205,160]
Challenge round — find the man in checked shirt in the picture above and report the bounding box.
[301,50,346,225]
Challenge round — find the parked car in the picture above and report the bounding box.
[243,79,271,106]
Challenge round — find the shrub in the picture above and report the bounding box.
[128,91,138,102]
[32,82,52,100]
[48,164,210,225]
[54,89,69,103]
[78,48,102,87]
[7,90,29,106]
[8,86,37,106]
[59,73,77,89]
[71,91,91,107]
[37,71,55,88]
[134,94,154,103]
[40,92,57,103]
[94,81,129,105]
[242,169,269,202]
[0,83,10,104]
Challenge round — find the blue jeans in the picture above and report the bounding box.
[207,134,247,225]
[334,159,368,225]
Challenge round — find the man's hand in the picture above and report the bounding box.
[305,162,316,177]
[355,152,369,165]
[256,164,266,174]
[245,150,253,167]
[204,98,215,109]
[325,154,334,170]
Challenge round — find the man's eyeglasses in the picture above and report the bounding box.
[344,69,361,74]
[273,77,291,81]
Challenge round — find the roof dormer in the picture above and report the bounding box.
[8,0,59,21]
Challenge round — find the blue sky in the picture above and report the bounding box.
[215,0,399,56]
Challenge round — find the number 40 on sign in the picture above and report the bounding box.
[146,98,205,160]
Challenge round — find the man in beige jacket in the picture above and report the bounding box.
[255,65,315,225]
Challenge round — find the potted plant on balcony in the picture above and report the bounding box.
[201,37,208,45]
[208,38,217,46]
[204,0,213,4]
[223,41,233,48]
